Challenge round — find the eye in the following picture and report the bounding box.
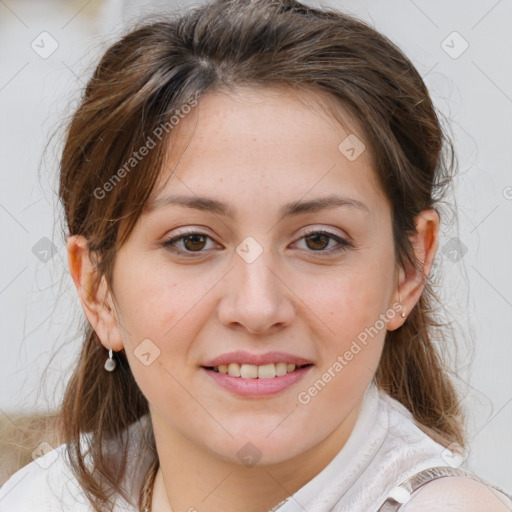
[162,232,220,254]
[162,229,352,257]
[293,230,352,255]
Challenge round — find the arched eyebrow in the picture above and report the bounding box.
[145,193,371,218]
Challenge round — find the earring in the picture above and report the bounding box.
[104,348,117,372]
[398,297,406,318]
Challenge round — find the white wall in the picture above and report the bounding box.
[1,0,510,492]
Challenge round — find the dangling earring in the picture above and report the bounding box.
[398,294,406,318]
[104,348,117,372]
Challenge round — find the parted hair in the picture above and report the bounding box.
[58,0,464,510]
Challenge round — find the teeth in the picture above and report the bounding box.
[275,362,287,376]
[227,363,240,377]
[241,364,258,379]
[257,363,276,379]
[213,362,303,378]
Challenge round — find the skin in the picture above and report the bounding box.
[67,86,440,512]
[400,477,512,512]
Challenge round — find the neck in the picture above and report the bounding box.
[149,402,362,512]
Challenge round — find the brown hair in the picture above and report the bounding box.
[59,0,464,509]
[0,413,61,486]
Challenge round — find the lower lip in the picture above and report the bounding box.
[202,365,313,397]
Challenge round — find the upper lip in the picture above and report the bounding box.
[202,350,313,367]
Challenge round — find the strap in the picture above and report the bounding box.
[377,466,512,511]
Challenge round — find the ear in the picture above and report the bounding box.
[66,235,124,351]
[387,209,440,331]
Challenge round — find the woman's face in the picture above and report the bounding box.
[109,87,402,465]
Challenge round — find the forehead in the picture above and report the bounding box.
[148,86,386,215]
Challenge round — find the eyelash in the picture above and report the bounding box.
[162,229,353,257]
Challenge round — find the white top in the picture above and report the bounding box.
[1,380,510,512]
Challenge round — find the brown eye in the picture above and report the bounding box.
[182,234,207,251]
[163,232,219,254]
[294,230,352,256]
[304,232,331,251]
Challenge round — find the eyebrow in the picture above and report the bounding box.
[146,193,370,218]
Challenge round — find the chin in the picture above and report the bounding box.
[204,429,314,468]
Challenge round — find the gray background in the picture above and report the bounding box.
[0,0,511,491]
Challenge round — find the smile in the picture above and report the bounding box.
[202,364,313,397]
[206,362,311,379]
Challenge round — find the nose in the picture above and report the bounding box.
[216,247,295,335]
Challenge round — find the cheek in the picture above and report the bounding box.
[296,275,389,415]
[300,261,394,391]
[113,256,192,338]
[113,258,214,381]
[114,264,203,411]
[306,267,392,338]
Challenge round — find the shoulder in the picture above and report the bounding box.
[373,391,512,511]
[401,476,512,512]
[0,443,91,511]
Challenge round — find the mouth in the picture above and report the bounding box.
[203,362,313,379]
[201,355,314,397]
